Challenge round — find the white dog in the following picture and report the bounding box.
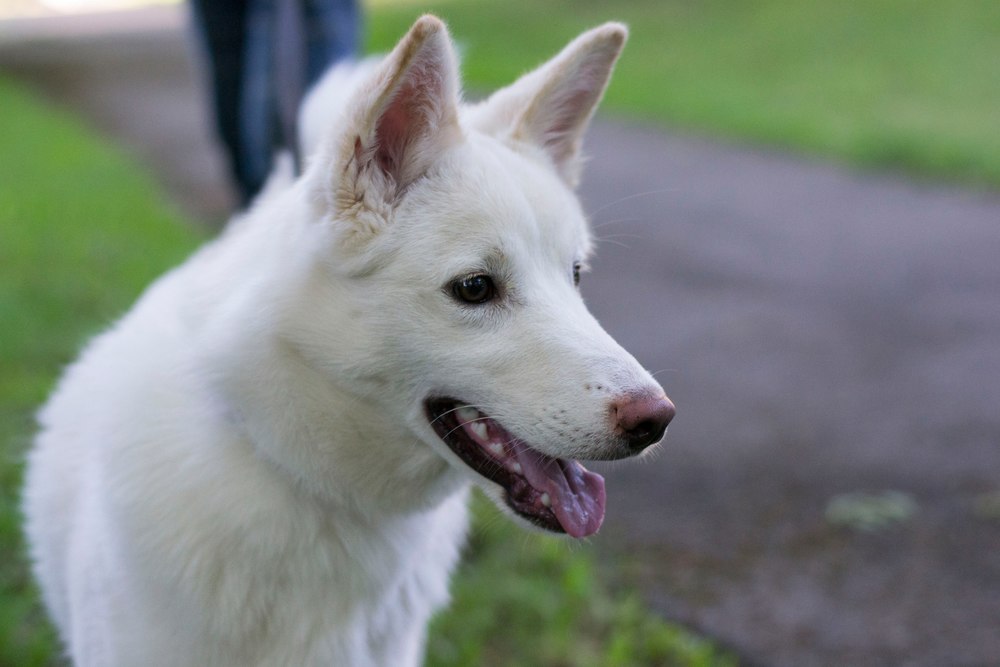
[23,15,674,666]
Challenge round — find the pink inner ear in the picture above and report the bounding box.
[370,58,449,187]
[374,94,413,178]
[542,86,596,157]
[518,45,620,179]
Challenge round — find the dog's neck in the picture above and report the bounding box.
[189,192,467,519]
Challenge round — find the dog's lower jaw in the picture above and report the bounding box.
[425,398,607,538]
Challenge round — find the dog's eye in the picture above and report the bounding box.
[573,262,582,286]
[453,275,496,304]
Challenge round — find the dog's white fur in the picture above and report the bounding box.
[24,16,667,666]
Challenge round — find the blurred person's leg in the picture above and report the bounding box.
[239,0,275,202]
[192,0,360,207]
[304,0,360,83]
[191,0,252,201]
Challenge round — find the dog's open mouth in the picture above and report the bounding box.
[425,398,605,538]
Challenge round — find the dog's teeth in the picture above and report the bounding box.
[511,462,522,474]
[471,422,488,440]
[456,406,479,423]
[541,493,551,507]
[488,442,504,456]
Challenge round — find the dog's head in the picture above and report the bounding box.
[294,16,673,536]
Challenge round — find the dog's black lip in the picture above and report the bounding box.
[425,397,563,534]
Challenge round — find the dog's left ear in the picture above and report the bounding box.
[326,15,461,234]
[469,23,627,187]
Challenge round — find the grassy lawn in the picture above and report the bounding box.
[0,77,735,666]
[367,0,1000,187]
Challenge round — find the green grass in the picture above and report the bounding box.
[0,77,734,666]
[428,497,735,667]
[367,0,1000,187]
[0,75,201,667]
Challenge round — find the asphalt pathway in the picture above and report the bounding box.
[3,8,999,666]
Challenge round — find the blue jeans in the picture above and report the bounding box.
[191,0,360,205]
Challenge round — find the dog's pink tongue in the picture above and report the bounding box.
[514,447,606,538]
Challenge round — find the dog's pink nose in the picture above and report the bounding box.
[614,393,675,452]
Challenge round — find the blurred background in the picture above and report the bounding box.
[1,1,998,665]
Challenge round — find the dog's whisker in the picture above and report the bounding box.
[440,424,466,440]
[439,414,495,440]
[597,232,645,242]
[591,216,645,229]
[593,237,631,249]
[427,404,488,427]
[587,187,679,217]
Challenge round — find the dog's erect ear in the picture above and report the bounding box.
[469,23,626,187]
[330,15,461,228]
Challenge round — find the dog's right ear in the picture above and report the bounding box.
[322,15,461,240]
[467,23,626,188]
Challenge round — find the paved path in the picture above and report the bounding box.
[583,125,1000,666]
[3,8,999,666]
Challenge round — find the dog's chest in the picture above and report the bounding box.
[214,492,471,666]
